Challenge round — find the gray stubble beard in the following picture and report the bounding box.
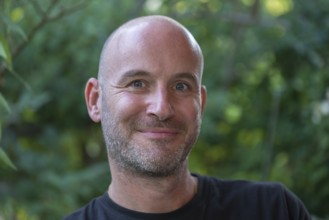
[101,112,201,178]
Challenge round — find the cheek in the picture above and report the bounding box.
[176,98,201,120]
[109,95,145,120]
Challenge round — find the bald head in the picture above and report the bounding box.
[85,16,207,177]
[98,15,203,83]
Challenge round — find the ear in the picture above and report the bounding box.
[85,78,101,123]
[201,85,207,114]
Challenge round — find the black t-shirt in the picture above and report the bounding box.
[63,174,311,220]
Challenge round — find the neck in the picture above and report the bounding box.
[108,162,197,213]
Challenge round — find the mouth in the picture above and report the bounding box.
[138,128,180,139]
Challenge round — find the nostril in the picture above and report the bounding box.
[146,100,174,121]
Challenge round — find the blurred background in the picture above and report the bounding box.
[0,0,328,219]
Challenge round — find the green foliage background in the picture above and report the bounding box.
[1,0,328,219]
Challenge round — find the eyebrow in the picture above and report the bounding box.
[174,72,200,84]
[115,70,200,85]
[116,70,151,84]
[122,70,151,78]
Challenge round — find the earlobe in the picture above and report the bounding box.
[85,78,101,123]
[201,85,207,114]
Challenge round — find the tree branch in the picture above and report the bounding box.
[0,0,90,83]
[29,0,46,17]
[12,0,90,59]
[262,90,281,180]
[47,1,91,22]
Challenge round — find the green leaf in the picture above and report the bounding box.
[0,92,11,113]
[0,32,13,71]
[9,69,31,91]
[0,148,17,170]
[0,12,28,42]
[0,41,7,59]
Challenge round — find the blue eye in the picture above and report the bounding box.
[131,80,144,88]
[175,83,188,91]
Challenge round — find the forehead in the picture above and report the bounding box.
[99,19,203,82]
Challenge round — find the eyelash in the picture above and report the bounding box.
[129,80,146,88]
[175,82,190,91]
[127,80,192,92]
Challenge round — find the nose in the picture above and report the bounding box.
[146,87,174,121]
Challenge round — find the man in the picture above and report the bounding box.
[64,15,310,219]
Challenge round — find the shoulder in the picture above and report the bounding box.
[198,174,284,193]
[222,178,286,197]
[199,174,288,194]
[196,174,311,219]
[199,175,286,202]
[62,193,108,220]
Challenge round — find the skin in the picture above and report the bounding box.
[85,15,207,213]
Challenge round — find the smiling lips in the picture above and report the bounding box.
[139,128,180,139]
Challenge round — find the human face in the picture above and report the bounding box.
[99,24,206,177]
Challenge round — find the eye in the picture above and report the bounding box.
[175,82,189,91]
[130,80,145,88]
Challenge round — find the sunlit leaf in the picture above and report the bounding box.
[145,0,162,12]
[0,148,17,170]
[264,0,293,16]
[224,104,242,124]
[0,13,27,42]
[10,7,24,22]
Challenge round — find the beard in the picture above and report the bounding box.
[101,108,201,178]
